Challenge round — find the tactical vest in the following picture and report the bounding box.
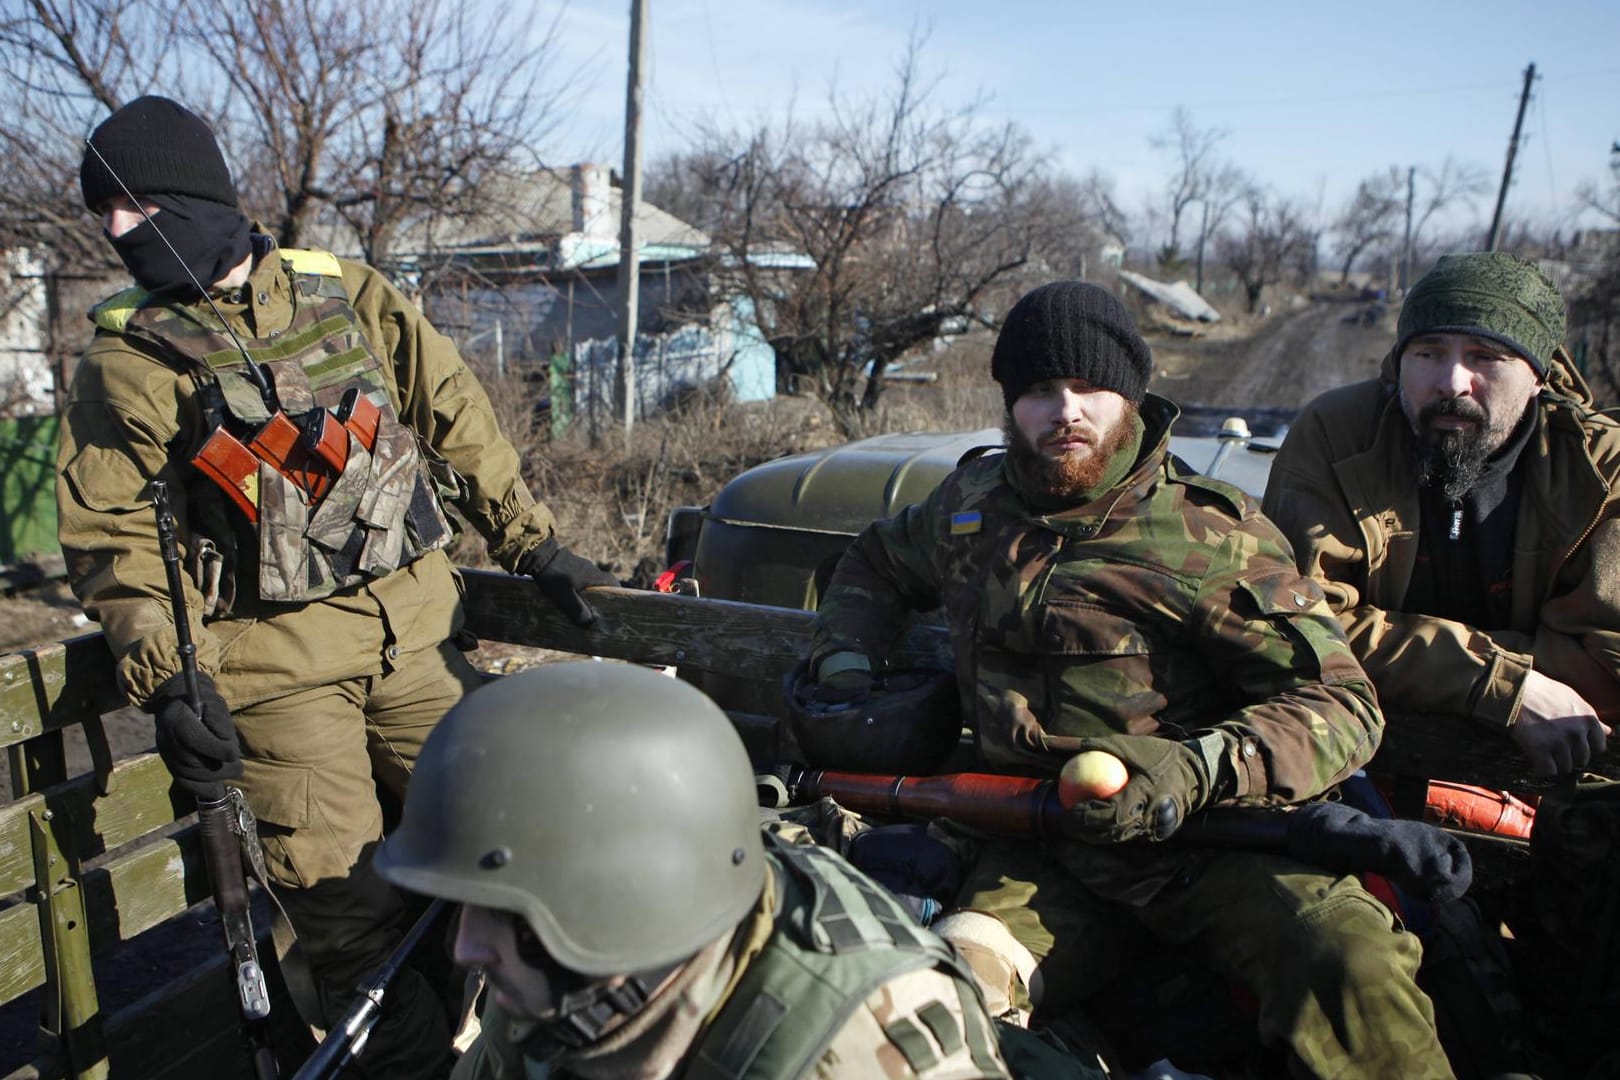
[91,249,454,606]
[685,835,1000,1080]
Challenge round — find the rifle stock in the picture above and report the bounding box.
[153,481,279,1080]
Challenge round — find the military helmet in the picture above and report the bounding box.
[784,661,962,774]
[375,662,766,977]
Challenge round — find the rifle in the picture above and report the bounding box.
[153,480,279,1080]
[292,898,449,1080]
[785,766,1293,849]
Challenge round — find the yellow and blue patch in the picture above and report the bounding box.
[950,511,982,535]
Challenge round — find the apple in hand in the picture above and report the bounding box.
[1056,750,1130,809]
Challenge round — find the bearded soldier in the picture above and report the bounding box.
[375,662,1014,1080]
[1263,252,1617,776]
[59,96,614,1077]
[806,281,1454,1077]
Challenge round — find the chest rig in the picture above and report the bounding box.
[686,835,994,1080]
[92,249,454,606]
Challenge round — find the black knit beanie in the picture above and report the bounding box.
[991,281,1152,410]
[80,96,238,211]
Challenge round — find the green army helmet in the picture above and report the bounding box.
[375,661,766,977]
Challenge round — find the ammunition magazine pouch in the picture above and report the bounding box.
[90,248,455,605]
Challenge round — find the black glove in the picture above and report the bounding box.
[1064,733,1212,844]
[518,538,618,627]
[1285,801,1473,904]
[147,670,242,800]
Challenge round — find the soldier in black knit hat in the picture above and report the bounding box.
[81,95,253,297]
[806,279,1452,1077]
[990,280,1154,501]
[61,96,616,1079]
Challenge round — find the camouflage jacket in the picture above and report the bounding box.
[1263,346,1620,729]
[58,233,555,708]
[813,395,1382,805]
[451,837,1011,1080]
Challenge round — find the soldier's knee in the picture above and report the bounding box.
[932,909,1044,1022]
[1298,895,1423,992]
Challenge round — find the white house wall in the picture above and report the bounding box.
[0,249,53,416]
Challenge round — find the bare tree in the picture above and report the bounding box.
[0,0,187,268]
[1072,169,1134,250]
[1189,163,1246,295]
[1015,174,1129,281]
[1331,168,1404,285]
[1569,144,1620,407]
[0,0,569,276]
[188,0,567,269]
[1402,156,1491,286]
[649,38,1075,430]
[1218,186,1312,314]
[1149,107,1228,274]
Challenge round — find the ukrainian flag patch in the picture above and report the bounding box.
[949,511,982,535]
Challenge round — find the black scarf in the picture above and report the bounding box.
[108,193,251,298]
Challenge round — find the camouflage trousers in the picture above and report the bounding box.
[233,637,482,1080]
[954,837,1454,1079]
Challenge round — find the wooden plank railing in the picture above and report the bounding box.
[0,570,1612,1078]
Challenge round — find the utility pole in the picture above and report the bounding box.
[1486,62,1536,252]
[1401,166,1415,293]
[614,0,648,448]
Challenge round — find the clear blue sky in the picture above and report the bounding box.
[544,0,1620,239]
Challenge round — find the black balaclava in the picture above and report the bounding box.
[107,193,252,298]
[80,96,251,297]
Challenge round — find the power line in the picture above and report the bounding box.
[649,66,1620,119]
[1535,80,1558,213]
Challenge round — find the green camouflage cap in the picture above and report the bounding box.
[1396,252,1566,376]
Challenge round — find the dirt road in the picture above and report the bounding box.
[1151,301,1392,416]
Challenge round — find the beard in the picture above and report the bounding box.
[1004,402,1141,502]
[1407,395,1516,502]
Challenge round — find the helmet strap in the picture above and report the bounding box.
[541,959,685,1049]
[511,914,687,1049]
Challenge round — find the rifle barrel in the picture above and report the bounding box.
[292,899,449,1080]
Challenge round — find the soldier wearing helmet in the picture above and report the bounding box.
[375,662,1012,1079]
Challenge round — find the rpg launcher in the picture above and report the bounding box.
[780,767,1472,903]
[783,766,1295,850]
